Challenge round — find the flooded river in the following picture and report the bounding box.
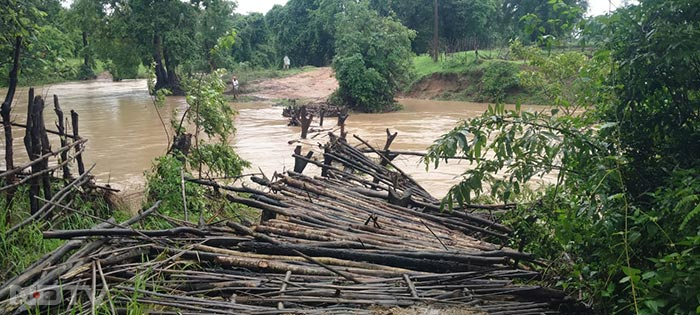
[1,79,544,199]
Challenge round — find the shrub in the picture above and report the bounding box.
[480,61,520,102]
[332,2,415,112]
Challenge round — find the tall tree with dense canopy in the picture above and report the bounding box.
[266,0,335,67]
[66,0,104,79]
[231,13,277,68]
[194,0,237,71]
[99,0,198,94]
[332,1,415,112]
[503,0,587,43]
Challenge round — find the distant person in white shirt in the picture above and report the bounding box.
[231,76,239,99]
[283,55,290,70]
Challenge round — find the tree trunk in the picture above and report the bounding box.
[1,36,21,223]
[82,31,89,68]
[432,0,439,62]
[152,34,168,92]
[163,46,184,95]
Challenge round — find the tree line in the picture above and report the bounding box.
[2,0,590,94]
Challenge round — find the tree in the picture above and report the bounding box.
[369,0,502,55]
[425,1,700,313]
[503,0,587,44]
[99,0,198,94]
[603,0,700,196]
[194,0,237,71]
[66,0,104,79]
[266,0,334,67]
[231,13,277,68]
[146,69,249,217]
[332,1,415,112]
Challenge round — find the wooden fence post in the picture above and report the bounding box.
[23,89,40,214]
[53,95,71,179]
[71,110,85,176]
[1,36,21,223]
[337,109,349,140]
[36,96,53,205]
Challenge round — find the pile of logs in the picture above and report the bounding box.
[0,133,583,314]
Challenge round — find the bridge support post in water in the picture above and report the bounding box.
[293,146,314,174]
[299,106,314,139]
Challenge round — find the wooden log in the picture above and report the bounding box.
[53,95,71,179]
[35,95,53,209]
[337,109,349,139]
[292,249,364,284]
[0,144,87,192]
[277,270,292,309]
[0,220,116,301]
[319,106,325,127]
[6,166,93,234]
[71,110,85,175]
[23,91,41,214]
[237,241,488,273]
[42,226,206,239]
[403,274,420,298]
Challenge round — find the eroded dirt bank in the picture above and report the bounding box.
[242,67,338,100]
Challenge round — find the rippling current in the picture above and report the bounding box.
[1,79,549,199]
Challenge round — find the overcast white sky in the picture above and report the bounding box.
[234,0,288,15]
[234,0,629,16]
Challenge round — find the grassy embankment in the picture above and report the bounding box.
[408,50,547,104]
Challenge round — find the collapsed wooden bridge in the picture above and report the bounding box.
[0,132,582,314]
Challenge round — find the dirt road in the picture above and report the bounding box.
[243,67,338,100]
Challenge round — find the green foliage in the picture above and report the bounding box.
[480,61,520,102]
[195,0,237,71]
[266,0,337,67]
[145,69,249,220]
[0,183,114,281]
[504,0,587,45]
[145,155,208,217]
[602,0,700,197]
[425,102,602,206]
[230,13,277,69]
[332,2,415,112]
[512,39,611,114]
[369,0,503,54]
[427,2,700,312]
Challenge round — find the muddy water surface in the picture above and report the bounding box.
[1,79,542,198]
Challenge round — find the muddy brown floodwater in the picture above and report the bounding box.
[0,77,547,202]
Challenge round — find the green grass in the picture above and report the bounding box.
[409,49,544,104]
[0,183,122,282]
[413,50,514,78]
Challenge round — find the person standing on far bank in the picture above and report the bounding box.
[283,55,290,70]
[232,76,239,99]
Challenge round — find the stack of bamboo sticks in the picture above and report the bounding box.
[0,133,581,314]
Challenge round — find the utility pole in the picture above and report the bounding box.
[433,0,439,62]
